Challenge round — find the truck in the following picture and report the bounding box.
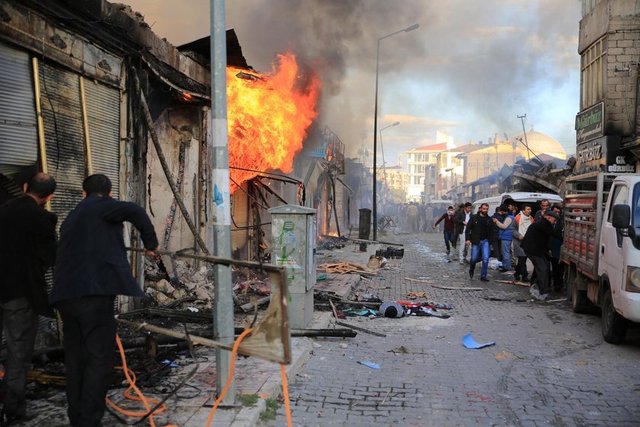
[562,171,640,343]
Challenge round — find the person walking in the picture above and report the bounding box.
[0,172,57,424]
[465,202,492,282]
[490,207,504,261]
[433,206,457,256]
[50,174,159,427]
[522,210,561,301]
[493,205,515,272]
[513,204,534,282]
[455,202,472,264]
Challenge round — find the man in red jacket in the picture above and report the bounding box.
[433,205,457,256]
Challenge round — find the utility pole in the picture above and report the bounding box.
[517,114,543,163]
[209,0,235,404]
[517,114,531,161]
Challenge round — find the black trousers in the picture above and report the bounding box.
[57,296,116,427]
[530,255,551,294]
[0,297,38,418]
[515,256,529,280]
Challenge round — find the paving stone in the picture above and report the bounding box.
[262,232,640,426]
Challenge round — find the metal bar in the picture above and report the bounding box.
[116,318,234,351]
[127,247,284,272]
[79,76,94,175]
[31,57,49,212]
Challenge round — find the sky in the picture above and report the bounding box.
[128,0,582,165]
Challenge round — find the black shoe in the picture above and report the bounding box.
[469,268,474,279]
[480,277,489,282]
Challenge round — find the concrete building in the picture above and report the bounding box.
[577,0,640,169]
[403,143,463,202]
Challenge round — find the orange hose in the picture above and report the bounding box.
[280,364,293,427]
[205,328,253,427]
[107,334,177,427]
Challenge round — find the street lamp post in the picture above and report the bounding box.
[372,23,418,240]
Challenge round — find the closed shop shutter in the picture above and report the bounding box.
[39,61,85,220]
[0,42,38,174]
[84,79,120,198]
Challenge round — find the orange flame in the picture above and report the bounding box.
[227,53,320,191]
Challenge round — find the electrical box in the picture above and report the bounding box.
[269,205,316,329]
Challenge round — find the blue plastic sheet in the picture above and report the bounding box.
[358,360,380,369]
[462,333,495,349]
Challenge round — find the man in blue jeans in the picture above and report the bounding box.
[433,205,457,256]
[465,203,492,282]
[493,205,514,272]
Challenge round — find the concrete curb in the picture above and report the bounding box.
[231,312,332,426]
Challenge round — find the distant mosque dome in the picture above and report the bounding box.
[512,130,566,160]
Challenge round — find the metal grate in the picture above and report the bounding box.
[0,42,38,170]
[84,79,120,198]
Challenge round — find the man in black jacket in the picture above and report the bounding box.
[51,174,158,427]
[0,172,57,424]
[522,210,561,301]
[465,203,492,281]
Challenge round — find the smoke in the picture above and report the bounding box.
[226,0,580,157]
[130,0,581,158]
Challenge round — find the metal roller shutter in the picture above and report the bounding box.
[84,79,120,198]
[0,42,38,174]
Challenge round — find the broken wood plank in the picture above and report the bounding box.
[494,280,530,287]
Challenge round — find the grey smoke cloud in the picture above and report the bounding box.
[129,0,581,158]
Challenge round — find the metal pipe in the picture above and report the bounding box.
[79,76,94,175]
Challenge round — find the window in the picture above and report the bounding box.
[581,37,605,109]
[607,184,628,223]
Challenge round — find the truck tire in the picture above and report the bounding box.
[601,287,627,344]
[567,267,590,314]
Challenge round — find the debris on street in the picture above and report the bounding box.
[462,333,496,349]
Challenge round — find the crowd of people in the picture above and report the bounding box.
[381,198,565,302]
[460,198,564,300]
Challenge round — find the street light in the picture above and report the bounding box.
[372,24,419,240]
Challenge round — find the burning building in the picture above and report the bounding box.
[0,0,336,321]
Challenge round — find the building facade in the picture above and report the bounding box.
[577,0,640,169]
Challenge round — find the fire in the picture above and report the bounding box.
[227,53,320,191]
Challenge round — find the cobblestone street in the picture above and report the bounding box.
[270,231,640,427]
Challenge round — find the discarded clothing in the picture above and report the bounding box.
[379,301,404,318]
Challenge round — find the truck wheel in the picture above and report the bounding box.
[601,288,627,344]
[568,269,590,313]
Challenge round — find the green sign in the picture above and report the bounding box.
[575,102,604,144]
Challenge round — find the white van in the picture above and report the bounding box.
[472,192,563,214]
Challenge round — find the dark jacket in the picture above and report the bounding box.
[50,196,158,305]
[465,213,492,244]
[0,195,57,316]
[522,217,561,257]
[434,212,456,231]
[454,210,466,235]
